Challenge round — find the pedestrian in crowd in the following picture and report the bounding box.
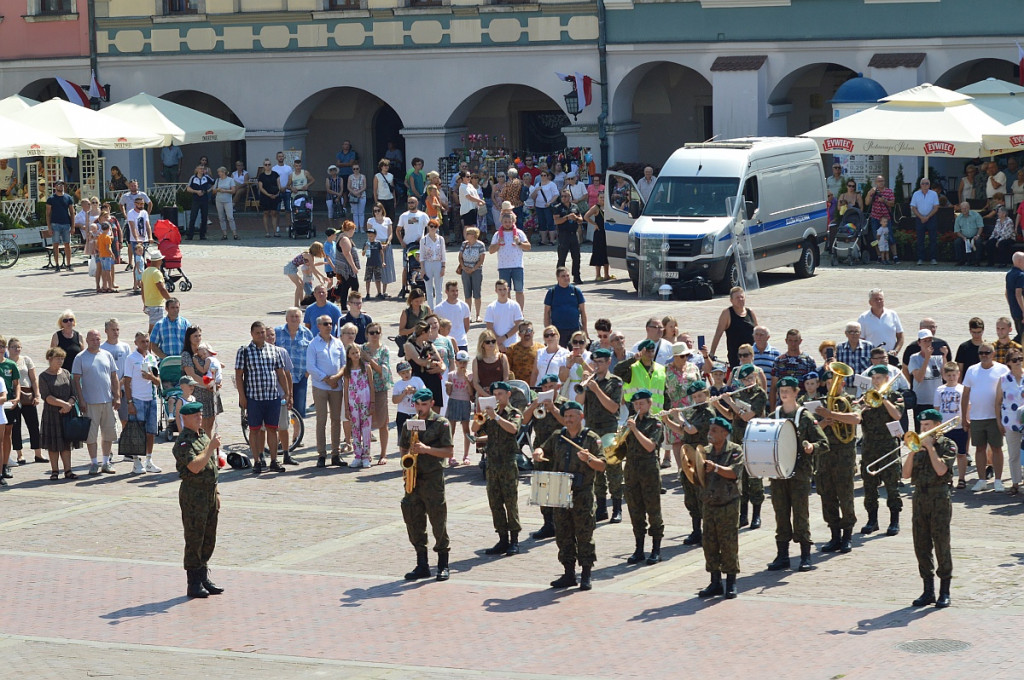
[959,164,982,205]
[953,201,983,266]
[609,331,634,371]
[50,309,82,373]
[910,177,940,266]
[507,321,541,386]
[621,388,665,565]
[955,317,986,378]
[408,322,445,412]
[472,329,508,400]
[993,316,1022,365]
[307,314,346,469]
[405,157,426,206]
[458,227,487,322]
[230,161,248,211]
[333,221,361,311]
[458,170,486,234]
[303,285,342,335]
[489,213,531,311]
[325,165,344,230]
[560,331,592,399]
[344,343,375,469]
[361,321,392,465]
[335,140,357,203]
[530,170,558,246]
[544,267,587,348]
[46,179,75,273]
[907,329,948,420]
[996,347,1024,496]
[485,279,524,352]
[435,281,471,353]
[709,287,757,368]
[835,321,874,385]
[236,321,291,475]
[181,326,221,437]
[98,320,131,431]
[362,228,386,298]
[767,329,816,408]
[419,219,446,309]
[584,187,611,281]
[631,317,673,366]
[866,175,895,242]
[118,179,152,218]
[149,297,190,359]
[212,166,239,240]
[373,159,397,222]
[7,338,42,466]
[123,332,161,474]
[664,342,702,470]
[445,351,474,466]
[935,360,968,489]
[986,205,1016,267]
[1006,252,1024,343]
[270,151,292,236]
[39,347,76,480]
[340,291,372,344]
[284,242,329,309]
[397,197,429,298]
[185,164,215,241]
[0,339,17,481]
[108,165,129,194]
[962,342,1010,492]
[256,159,281,238]
[858,288,904,356]
[553,189,583,284]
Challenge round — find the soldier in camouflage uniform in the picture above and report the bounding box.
[472,381,524,556]
[859,365,904,537]
[582,348,625,523]
[523,374,568,540]
[533,401,606,591]
[809,367,860,555]
[172,402,224,599]
[662,380,715,546]
[620,389,665,565]
[714,364,766,529]
[766,376,829,573]
[903,409,955,608]
[399,388,455,582]
[698,417,744,599]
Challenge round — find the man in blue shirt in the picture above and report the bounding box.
[1006,252,1024,342]
[543,267,587,348]
[150,298,190,359]
[276,307,314,418]
[335,140,357,202]
[302,285,343,334]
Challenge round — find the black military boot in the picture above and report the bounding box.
[531,522,555,540]
[724,574,738,599]
[820,527,842,553]
[682,517,702,545]
[610,498,623,524]
[435,552,450,582]
[485,532,509,555]
[579,565,593,591]
[698,571,723,598]
[912,577,936,607]
[886,509,900,536]
[750,503,762,529]
[839,527,853,554]
[405,551,431,580]
[505,532,521,555]
[860,509,879,534]
[646,537,662,565]
[766,541,791,571]
[186,569,209,598]
[550,562,577,589]
[798,542,813,571]
[936,578,951,608]
[200,567,224,594]
[626,534,646,564]
[595,496,609,522]
[739,500,749,528]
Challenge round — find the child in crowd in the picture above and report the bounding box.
[363,228,385,298]
[445,351,475,466]
[132,243,146,293]
[392,361,425,459]
[799,371,828,402]
[875,216,891,265]
[935,360,967,489]
[344,343,375,468]
[96,222,117,293]
[707,363,732,397]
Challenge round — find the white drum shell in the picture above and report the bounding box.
[743,418,798,480]
[530,471,575,508]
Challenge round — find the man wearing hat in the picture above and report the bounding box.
[859,364,905,536]
[523,374,568,540]
[698,417,744,598]
[766,376,829,573]
[583,348,625,523]
[615,339,666,419]
[45,178,75,272]
[621,389,666,565]
[714,364,767,529]
[532,401,605,591]
[663,380,715,546]
[902,409,956,608]
[173,401,224,598]
[400,388,454,582]
[907,328,948,424]
[664,342,702,470]
[472,381,524,556]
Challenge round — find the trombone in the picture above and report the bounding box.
[865,416,961,476]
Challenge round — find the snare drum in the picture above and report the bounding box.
[743,418,797,480]
[530,471,574,508]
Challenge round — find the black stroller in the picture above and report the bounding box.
[829,207,868,265]
[288,192,315,239]
[404,243,426,295]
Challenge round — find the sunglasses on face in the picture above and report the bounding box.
[484,339,496,345]
[738,352,752,357]
[572,340,586,345]
[979,351,993,356]
[62,318,74,323]
[543,333,556,338]
[367,330,380,336]
[1010,357,1023,363]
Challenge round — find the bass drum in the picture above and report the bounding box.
[742,418,797,480]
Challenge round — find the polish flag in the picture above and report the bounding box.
[55,76,90,107]
[555,72,594,110]
[88,70,107,101]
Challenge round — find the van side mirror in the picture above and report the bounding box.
[629,199,641,219]
[745,201,756,220]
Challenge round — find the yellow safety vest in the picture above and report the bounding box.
[623,360,666,414]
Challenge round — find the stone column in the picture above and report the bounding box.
[400,126,467,171]
[711,56,769,139]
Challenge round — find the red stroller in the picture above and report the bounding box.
[154,219,193,293]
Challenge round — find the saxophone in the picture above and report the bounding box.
[401,430,419,494]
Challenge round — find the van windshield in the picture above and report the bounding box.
[645,177,740,218]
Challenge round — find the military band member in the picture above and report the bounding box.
[859,364,904,536]
[472,381,524,556]
[662,380,715,546]
[621,389,666,565]
[766,376,828,572]
[523,373,568,540]
[399,389,455,581]
[698,417,744,599]
[903,409,955,608]
[809,369,861,554]
[173,401,224,599]
[581,348,625,523]
[713,364,767,529]
[533,401,605,591]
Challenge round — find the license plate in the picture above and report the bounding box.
[658,271,679,279]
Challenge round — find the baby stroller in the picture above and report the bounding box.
[156,356,183,441]
[154,219,193,292]
[404,244,426,295]
[829,207,867,266]
[289,192,315,239]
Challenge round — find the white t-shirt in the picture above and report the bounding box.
[435,300,471,348]
[0,379,7,425]
[490,229,527,269]
[124,350,159,402]
[100,340,133,380]
[962,362,1010,420]
[935,383,963,423]
[536,346,569,380]
[459,183,480,216]
[118,191,150,213]
[369,216,392,242]
[125,208,150,243]
[987,171,1007,199]
[485,299,524,348]
[399,210,428,245]
[393,376,426,415]
[272,164,292,191]
[857,308,903,351]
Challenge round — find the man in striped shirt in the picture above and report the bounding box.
[752,326,780,405]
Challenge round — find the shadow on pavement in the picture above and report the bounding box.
[339,579,431,607]
[481,588,576,613]
[826,606,939,636]
[100,596,191,624]
[629,596,721,622]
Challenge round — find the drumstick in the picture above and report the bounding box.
[560,435,588,453]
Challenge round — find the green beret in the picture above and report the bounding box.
[737,364,756,379]
[592,348,612,359]
[916,408,943,423]
[710,416,733,433]
[412,388,435,403]
[560,401,583,414]
[491,381,511,393]
[686,380,708,396]
[179,401,203,416]
[777,376,800,389]
[637,339,657,351]
[868,365,890,377]
[630,389,653,403]
[536,374,559,388]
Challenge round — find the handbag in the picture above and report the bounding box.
[118,418,147,458]
[20,389,35,407]
[456,264,463,275]
[61,402,92,443]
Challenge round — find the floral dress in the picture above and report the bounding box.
[1000,372,1024,433]
[347,366,372,464]
[664,360,702,445]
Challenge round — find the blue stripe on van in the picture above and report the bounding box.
[719,208,828,241]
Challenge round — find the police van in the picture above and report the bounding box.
[605,137,828,293]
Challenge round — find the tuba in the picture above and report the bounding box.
[401,430,419,494]
[825,361,856,444]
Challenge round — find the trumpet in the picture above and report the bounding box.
[862,373,900,409]
[535,403,548,419]
[826,361,856,444]
[575,371,597,394]
[473,411,488,425]
[865,416,961,476]
[401,430,419,493]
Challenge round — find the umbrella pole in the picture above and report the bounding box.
[143,150,148,193]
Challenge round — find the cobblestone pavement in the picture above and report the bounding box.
[2,219,1022,678]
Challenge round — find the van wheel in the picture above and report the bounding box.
[629,268,639,291]
[794,239,817,278]
[715,257,741,294]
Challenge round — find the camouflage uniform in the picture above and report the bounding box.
[681,403,716,522]
[729,386,767,505]
[173,427,218,571]
[399,413,454,554]
[585,374,624,502]
[538,427,604,568]
[910,436,956,580]
[701,441,744,574]
[813,416,858,531]
[623,414,665,539]
[531,394,569,529]
[860,395,904,513]
[481,405,523,534]
[771,406,829,544]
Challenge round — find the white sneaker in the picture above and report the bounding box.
[993,479,1005,492]
[132,459,145,474]
[88,463,101,476]
[144,460,162,473]
[101,462,115,474]
[971,478,988,492]
[362,458,372,468]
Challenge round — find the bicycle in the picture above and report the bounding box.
[0,233,19,268]
[240,405,304,453]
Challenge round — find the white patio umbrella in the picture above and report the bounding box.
[962,80,1024,153]
[7,98,164,150]
[104,92,245,145]
[0,95,38,116]
[0,115,79,158]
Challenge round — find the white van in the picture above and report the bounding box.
[605,137,828,293]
